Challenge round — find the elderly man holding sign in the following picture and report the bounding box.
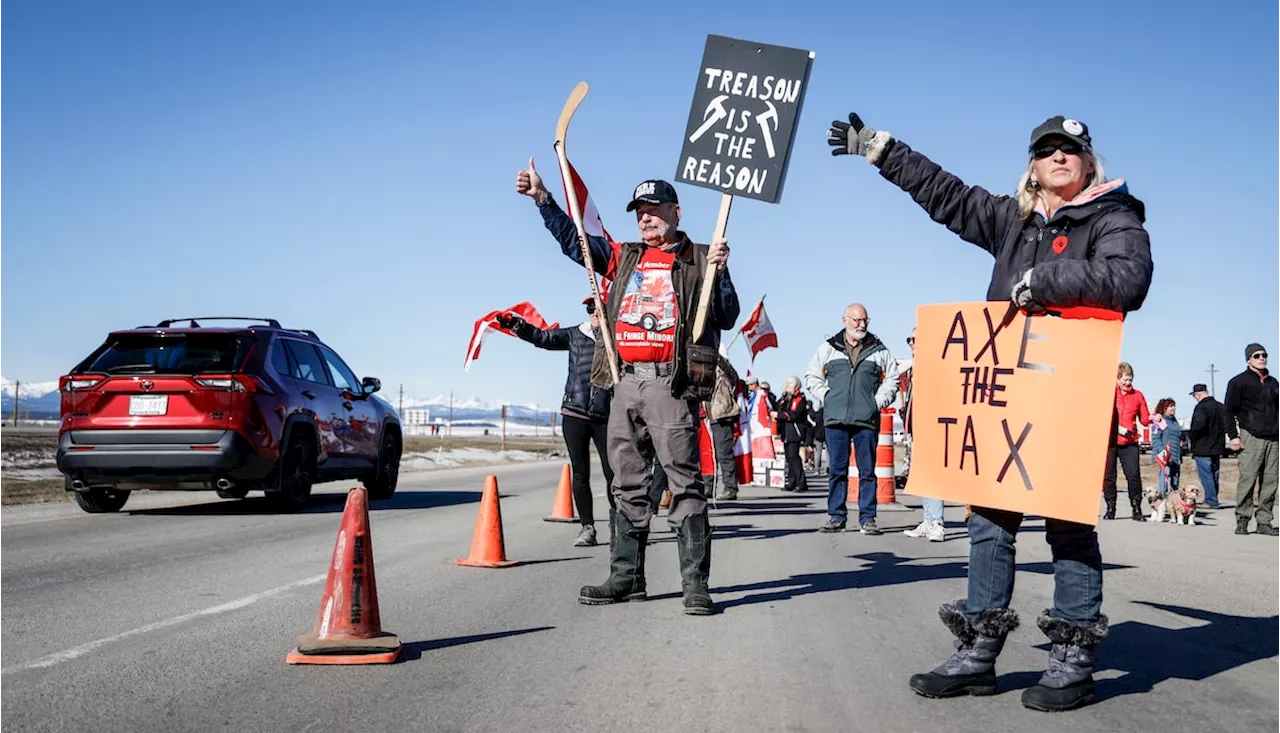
[517,164,739,616]
[828,114,1152,712]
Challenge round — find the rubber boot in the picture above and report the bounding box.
[676,513,713,616]
[1021,612,1108,712]
[1102,495,1116,520]
[909,601,1020,698]
[1129,498,1147,521]
[608,508,617,552]
[579,514,647,605]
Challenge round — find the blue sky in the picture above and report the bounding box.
[3,0,1276,414]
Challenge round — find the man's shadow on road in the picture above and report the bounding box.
[996,602,1279,701]
[645,552,1133,610]
[399,626,555,662]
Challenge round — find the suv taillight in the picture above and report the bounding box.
[61,375,103,392]
[195,375,274,395]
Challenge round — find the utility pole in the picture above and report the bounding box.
[448,391,454,437]
[11,380,20,427]
[1206,363,1219,397]
[398,384,404,417]
[501,404,508,451]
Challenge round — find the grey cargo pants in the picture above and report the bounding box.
[1236,427,1278,526]
[608,371,707,528]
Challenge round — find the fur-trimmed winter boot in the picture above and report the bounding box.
[909,601,1020,698]
[676,513,713,615]
[579,514,647,605]
[1021,611,1108,712]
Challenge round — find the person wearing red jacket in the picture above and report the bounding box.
[1103,362,1150,520]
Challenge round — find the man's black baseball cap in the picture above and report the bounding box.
[1029,116,1092,152]
[626,180,679,211]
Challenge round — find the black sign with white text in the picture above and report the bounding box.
[675,35,814,204]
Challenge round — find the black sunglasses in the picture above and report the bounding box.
[906,337,915,345]
[1252,352,1268,359]
[585,304,596,314]
[1032,140,1086,159]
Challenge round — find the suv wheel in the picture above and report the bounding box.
[364,433,401,500]
[267,433,314,511]
[72,483,131,514]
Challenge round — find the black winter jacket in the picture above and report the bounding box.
[1188,396,1227,457]
[876,141,1153,312]
[513,321,611,421]
[775,392,810,444]
[1223,369,1279,441]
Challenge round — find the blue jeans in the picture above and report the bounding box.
[825,424,876,525]
[922,497,945,524]
[1195,456,1220,506]
[962,507,1103,626]
[1158,461,1181,495]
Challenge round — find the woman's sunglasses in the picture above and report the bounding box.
[906,337,915,345]
[1032,140,1086,159]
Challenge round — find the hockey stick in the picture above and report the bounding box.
[553,82,621,386]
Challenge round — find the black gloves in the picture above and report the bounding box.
[827,113,893,165]
[495,313,525,330]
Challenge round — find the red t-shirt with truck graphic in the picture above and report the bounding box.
[614,248,679,364]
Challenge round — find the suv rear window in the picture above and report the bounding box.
[77,333,249,375]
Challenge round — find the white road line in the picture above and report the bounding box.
[3,573,327,673]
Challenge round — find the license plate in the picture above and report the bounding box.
[129,395,168,416]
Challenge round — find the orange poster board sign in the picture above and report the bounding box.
[908,303,1124,526]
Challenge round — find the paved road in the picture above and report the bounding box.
[2,462,1276,732]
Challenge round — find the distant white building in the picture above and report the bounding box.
[402,407,435,435]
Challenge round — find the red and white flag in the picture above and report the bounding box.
[560,155,614,245]
[463,302,558,371]
[733,392,754,484]
[739,298,778,362]
[748,390,776,460]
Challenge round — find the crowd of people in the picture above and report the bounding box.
[499,111,1276,714]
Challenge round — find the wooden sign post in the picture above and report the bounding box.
[675,35,814,340]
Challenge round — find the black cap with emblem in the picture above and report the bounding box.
[1029,116,1092,152]
[625,179,679,211]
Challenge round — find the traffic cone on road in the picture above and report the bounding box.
[456,475,517,568]
[287,487,401,665]
[876,408,910,512]
[544,464,578,523]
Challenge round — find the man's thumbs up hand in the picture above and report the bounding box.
[516,157,550,204]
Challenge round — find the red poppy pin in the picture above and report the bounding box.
[1052,235,1069,254]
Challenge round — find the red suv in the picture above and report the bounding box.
[56,317,402,513]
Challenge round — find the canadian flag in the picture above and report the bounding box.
[733,392,754,483]
[699,397,755,485]
[560,155,615,246]
[739,298,778,362]
[747,390,775,460]
[463,302,558,371]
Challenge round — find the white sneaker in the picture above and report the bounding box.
[926,521,945,542]
[904,520,930,538]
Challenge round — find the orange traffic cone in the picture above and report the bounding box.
[544,464,577,523]
[456,475,517,568]
[287,487,401,665]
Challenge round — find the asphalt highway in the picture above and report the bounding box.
[2,461,1276,732]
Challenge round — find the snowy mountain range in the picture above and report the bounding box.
[1,378,62,419]
[0,377,550,424]
[393,394,551,424]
